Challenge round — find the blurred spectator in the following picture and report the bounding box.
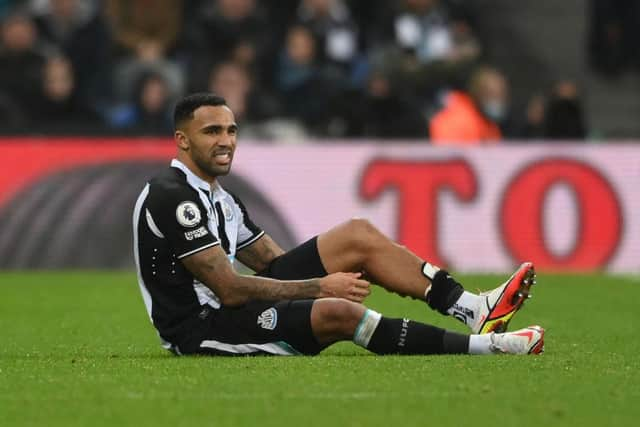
[544,81,587,140]
[588,0,640,76]
[107,0,184,107]
[335,70,426,138]
[361,0,481,122]
[108,71,174,134]
[183,0,275,92]
[209,61,251,122]
[374,0,480,65]
[429,66,507,144]
[105,0,182,58]
[296,0,359,66]
[275,25,336,130]
[207,61,279,125]
[0,11,46,115]
[32,0,111,102]
[518,94,546,139]
[516,81,587,140]
[112,42,185,106]
[29,55,102,132]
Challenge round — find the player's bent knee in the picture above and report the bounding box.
[314,298,364,327]
[345,217,382,251]
[311,298,367,341]
[346,217,376,235]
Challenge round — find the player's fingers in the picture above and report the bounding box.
[350,286,369,296]
[347,293,366,303]
[349,288,370,301]
[344,272,362,279]
[352,278,370,288]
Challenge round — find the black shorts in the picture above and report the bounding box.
[256,236,327,280]
[180,237,329,356]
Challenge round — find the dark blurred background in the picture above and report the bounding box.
[0,0,639,141]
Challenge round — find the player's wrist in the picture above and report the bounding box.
[316,276,333,299]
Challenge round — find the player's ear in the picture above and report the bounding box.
[175,130,189,151]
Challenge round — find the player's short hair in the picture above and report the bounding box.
[173,92,227,130]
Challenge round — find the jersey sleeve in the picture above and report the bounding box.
[229,192,265,250]
[145,182,219,259]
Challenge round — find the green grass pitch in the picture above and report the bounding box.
[1,271,639,427]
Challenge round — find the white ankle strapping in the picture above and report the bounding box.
[353,309,382,348]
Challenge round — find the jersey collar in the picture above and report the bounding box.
[170,158,222,193]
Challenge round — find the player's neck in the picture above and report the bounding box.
[176,155,218,189]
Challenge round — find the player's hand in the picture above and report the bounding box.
[318,272,371,303]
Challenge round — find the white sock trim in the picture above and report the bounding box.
[422,262,440,300]
[447,291,482,328]
[468,333,494,355]
[353,309,382,348]
[421,262,440,280]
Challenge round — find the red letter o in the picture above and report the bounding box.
[501,159,622,270]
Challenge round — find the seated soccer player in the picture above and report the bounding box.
[132,93,545,357]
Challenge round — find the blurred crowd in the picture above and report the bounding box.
[0,0,589,141]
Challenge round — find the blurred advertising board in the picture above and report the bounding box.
[0,138,637,273]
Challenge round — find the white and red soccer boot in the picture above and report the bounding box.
[472,262,536,334]
[490,325,545,355]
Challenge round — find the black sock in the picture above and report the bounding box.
[366,316,469,355]
[423,267,465,314]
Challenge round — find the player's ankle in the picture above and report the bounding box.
[447,291,482,328]
[468,333,494,355]
[423,267,465,314]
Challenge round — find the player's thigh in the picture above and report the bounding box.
[257,236,327,280]
[184,300,327,356]
[316,218,383,273]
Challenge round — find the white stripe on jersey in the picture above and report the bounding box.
[199,339,298,355]
[145,209,165,238]
[133,184,154,322]
[237,230,265,250]
[193,280,221,308]
[177,241,220,259]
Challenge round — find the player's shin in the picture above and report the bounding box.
[352,309,470,355]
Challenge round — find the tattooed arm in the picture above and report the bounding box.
[181,245,370,307]
[236,234,284,272]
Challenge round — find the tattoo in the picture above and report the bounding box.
[234,276,322,303]
[181,244,320,306]
[237,234,285,272]
[182,246,227,280]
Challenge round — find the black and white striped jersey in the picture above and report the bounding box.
[132,159,264,348]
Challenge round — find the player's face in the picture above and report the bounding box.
[182,105,238,179]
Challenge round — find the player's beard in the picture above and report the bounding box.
[192,149,233,179]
